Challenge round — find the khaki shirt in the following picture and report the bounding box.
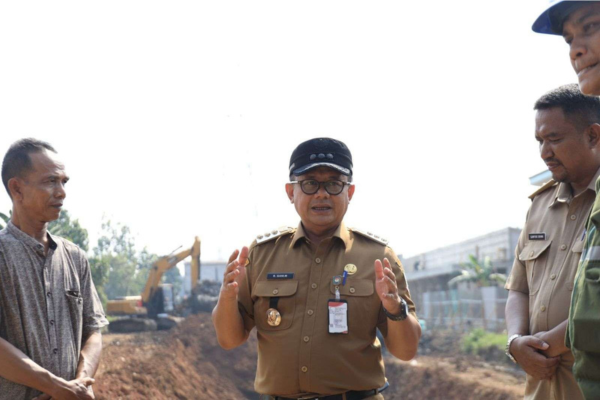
[505,170,600,400]
[237,222,416,397]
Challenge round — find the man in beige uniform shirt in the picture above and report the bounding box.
[212,138,421,400]
[505,84,600,399]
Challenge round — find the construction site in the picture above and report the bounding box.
[93,235,526,399]
[94,313,525,399]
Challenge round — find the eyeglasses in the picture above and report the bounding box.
[290,179,352,195]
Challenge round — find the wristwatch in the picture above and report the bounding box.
[505,334,522,363]
[383,298,408,321]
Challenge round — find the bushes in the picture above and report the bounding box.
[462,328,507,360]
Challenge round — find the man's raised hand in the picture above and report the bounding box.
[220,247,249,300]
[374,258,402,315]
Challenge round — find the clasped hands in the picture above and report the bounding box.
[32,377,95,400]
[510,334,560,380]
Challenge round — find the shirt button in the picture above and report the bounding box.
[53,348,58,355]
[301,366,308,373]
[349,287,356,294]
[541,305,546,312]
[47,292,52,297]
[303,336,310,343]
[529,251,534,257]
[50,320,55,326]
[571,215,577,220]
[315,258,321,264]
[272,289,279,295]
[311,283,317,289]
[550,274,557,280]
[307,310,314,316]
[560,244,567,251]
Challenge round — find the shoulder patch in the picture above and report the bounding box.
[349,227,389,246]
[255,226,295,245]
[528,179,557,200]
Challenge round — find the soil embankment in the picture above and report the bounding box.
[95,314,524,399]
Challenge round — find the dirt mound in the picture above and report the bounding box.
[95,314,524,399]
[384,357,523,400]
[95,314,258,399]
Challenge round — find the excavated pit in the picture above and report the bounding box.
[95,314,524,399]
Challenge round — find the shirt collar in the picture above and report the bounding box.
[589,166,600,193]
[290,221,349,248]
[549,166,600,207]
[550,182,572,206]
[6,221,58,254]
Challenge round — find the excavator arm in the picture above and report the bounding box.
[142,236,201,304]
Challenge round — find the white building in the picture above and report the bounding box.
[182,260,226,296]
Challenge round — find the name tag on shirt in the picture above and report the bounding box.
[328,300,348,334]
[267,273,294,280]
[529,233,546,241]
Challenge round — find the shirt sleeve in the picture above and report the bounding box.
[237,244,256,332]
[505,209,530,294]
[78,253,109,336]
[378,246,417,336]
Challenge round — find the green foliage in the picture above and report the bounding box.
[48,210,89,251]
[134,247,182,299]
[89,218,182,304]
[164,263,183,300]
[462,328,507,355]
[133,248,156,296]
[90,219,144,300]
[0,212,9,230]
[448,255,507,288]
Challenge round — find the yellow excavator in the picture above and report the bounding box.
[106,237,208,333]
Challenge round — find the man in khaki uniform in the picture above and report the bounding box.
[212,138,421,400]
[505,84,600,399]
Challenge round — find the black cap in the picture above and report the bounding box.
[289,138,353,176]
[532,1,589,35]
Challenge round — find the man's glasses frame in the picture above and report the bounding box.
[290,179,352,195]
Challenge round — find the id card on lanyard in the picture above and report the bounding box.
[328,299,348,334]
[328,281,348,334]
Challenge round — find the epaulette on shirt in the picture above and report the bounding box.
[349,227,389,246]
[255,226,295,245]
[528,179,557,200]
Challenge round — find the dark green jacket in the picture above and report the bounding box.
[567,178,600,399]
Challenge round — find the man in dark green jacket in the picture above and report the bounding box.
[533,2,600,398]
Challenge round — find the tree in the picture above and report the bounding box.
[0,212,9,230]
[48,210,89,251]
[448,255,507,288]
[90,219,141,300]
[90,219,181,304]
[130,248,183,301]
[163,262,183,301]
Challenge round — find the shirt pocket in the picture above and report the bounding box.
[329,279,374,297]
[65,289,84,341]
[583,243,600,284]
[253,280,298,331]
[519,240,552,296]
[329,279,377,331]
[570,238,585,291]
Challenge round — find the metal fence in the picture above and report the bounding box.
[420,287,507,332]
